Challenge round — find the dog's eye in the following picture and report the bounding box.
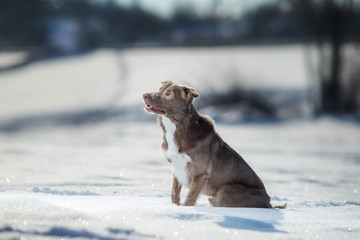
[165,93,171,97]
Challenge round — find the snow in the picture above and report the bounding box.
[0,45,309,122]
[1,47,360,240]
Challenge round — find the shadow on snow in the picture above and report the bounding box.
[216,215,285,233]
[0,225,156,240]
[196,207,286,233]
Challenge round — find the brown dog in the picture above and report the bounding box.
[143,81,272,208]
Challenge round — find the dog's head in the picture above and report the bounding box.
[143,81,199,118]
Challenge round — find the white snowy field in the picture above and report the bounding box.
[0,45,310,122]
[0,46,360,240]
[1,119,359,240]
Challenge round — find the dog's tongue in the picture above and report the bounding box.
[145,104,152,111]
[144,103,165,114]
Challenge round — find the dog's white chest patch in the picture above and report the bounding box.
[161,116,191,186]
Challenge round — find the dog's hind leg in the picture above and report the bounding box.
[210,183,271,208]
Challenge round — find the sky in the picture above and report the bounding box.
[115,0,273,19]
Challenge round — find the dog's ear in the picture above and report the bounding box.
[159,81,173,91]
[190,88,200,98]
[161,81,173,86]
[183,86,200,100]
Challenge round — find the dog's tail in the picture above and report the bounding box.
[272,202,287,209]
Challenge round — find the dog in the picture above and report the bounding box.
[143,81,272,208]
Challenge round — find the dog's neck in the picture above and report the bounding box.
[168,104,200,128]
[159,102,215,153]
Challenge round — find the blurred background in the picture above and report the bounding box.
[1,0,360,130]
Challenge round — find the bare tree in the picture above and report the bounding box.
[289,0,359,114]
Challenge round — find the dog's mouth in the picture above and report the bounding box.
[144,103,166,115]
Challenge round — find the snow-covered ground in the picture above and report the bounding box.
[0,47,359,239]
[0,45,310,122]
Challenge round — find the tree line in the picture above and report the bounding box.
[0,0,359,114]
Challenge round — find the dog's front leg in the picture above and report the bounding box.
[171,175,182,205]
[184,174,208,206]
